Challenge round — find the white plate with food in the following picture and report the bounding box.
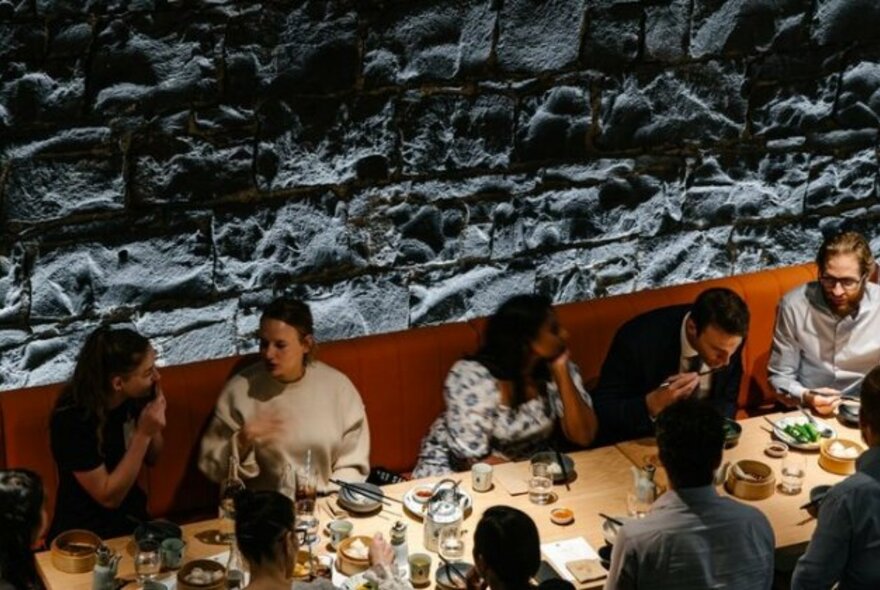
[402,484,473,520]
[772,415,836,451]
[337,482,384,513]
[341,571,377,590]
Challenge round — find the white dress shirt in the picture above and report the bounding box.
[768,282,880,401]
[604,485,775,590]
[792,447,880,590]
[679,313,711,399]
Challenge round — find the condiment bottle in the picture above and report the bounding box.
[390,520,409,577]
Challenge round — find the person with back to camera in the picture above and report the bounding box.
[48,326,166,541]
[791,364,880,589]
[233,489,410,590]
[413,294,597,477]
[199,298,370,493]
[466,505,574,590]
[604,399,774,590]
[0,469,47,590]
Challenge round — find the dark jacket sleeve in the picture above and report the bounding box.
[592,325,655,446]
[711,348,743,419]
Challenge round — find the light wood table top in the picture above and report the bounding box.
[615,410,861,549]
[37,444,635,590]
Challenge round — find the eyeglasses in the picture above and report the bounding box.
[819,274,866,291]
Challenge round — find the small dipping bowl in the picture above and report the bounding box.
[550,507,574,526]
[764,441,789,459]
[839,401,860,426]
[723,418,743,449]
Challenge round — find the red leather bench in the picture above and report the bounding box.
[0,262,817,525]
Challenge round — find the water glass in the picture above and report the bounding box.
[626,491,652,518]
[528,461,553,505]
[295,466,319,544]
[780,454,806,495]
[134,541,161,587]
[438,526,465,561]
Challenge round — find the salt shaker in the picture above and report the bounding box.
[390,520,409,578]
[92,544,119,590]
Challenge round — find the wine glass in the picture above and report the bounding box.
[134,540,161,588]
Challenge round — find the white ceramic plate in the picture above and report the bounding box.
[772,415,836,451]
[337,482,384,513]
[402,485,473,520]
[341,572,377,590]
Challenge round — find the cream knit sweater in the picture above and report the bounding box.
[198,360,370,493]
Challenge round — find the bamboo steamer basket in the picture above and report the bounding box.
[50,529,101,573]
[336,535,372,576]
[819,438,865,475]
[177,559,227,590]
[725,459,775,500]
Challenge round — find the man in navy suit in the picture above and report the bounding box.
[592,288,750,446]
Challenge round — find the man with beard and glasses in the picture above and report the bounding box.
[769,231,880,415]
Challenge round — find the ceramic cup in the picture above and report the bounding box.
[160,537,186,570]
[327,519,353,550]
[408,552,432,586]
[471,462,493,492]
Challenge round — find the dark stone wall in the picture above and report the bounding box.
[1,0,879,389]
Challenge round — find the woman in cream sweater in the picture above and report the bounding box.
[199,298,370,493]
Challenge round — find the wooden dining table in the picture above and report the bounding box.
[36,410,861,590]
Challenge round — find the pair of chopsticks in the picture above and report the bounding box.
[330,479,404,507]
[599,513,624,527]
[553,446,571,492]
[439,555,469,589]
[659,367,722,389]
[799,493,828,511]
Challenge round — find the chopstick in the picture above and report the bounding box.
[439,555,469,589]
[660,367,722,388]
[330,479,404,506]
[553,447,571,492]
[598,513,624,527]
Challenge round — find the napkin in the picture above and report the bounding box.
[493,461,530,495]
[541,537,602,584]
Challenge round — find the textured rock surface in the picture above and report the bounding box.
[1,0,879,389]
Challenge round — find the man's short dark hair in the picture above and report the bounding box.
[860,365,880,435]
[656,399,725,488]
[691,288,749,337]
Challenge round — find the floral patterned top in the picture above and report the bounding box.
[412,359,592,478]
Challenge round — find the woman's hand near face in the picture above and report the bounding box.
[136,390,166,437]
[237,413,286,454]
[368,533,394,568]
[549,347,571,376]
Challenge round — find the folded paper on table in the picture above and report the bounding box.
[493,461,530,496]
[541,537,602,584]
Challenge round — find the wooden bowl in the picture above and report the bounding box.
[50,529,101,573]
[725,460,775,500]
[336,535,371,576]
[819,438,865,475]
[177,559,227,590]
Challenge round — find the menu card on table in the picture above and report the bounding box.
[541,537,605,585]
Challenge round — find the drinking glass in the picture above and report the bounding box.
[780,454,806,495]
[219,470,245,543]
[295,463,319,545]
[438,526,466,562]
[134,541,161,588]
[528,462,553,505]
[626,491,652,518]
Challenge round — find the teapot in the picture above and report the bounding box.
[423,478,466,552]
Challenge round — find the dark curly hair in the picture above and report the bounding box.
[473,506,541,587]
[656,399,725,488]
[471,294,555,408]
[0,469,44,589]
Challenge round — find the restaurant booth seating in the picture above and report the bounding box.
[0,262,817,526]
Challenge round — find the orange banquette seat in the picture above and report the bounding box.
[0,262,817,525]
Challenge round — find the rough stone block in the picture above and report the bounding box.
[268,4,358,95]
[0,72,86,130]
[410,263,537,326]
[400,91,514,174]
[30,229,214,320]
[598,61,746,149]
[362,0,495,86]
[131,130,255,203]
[536,240,638,303]
[214,197,368,293]
[258,94,398,189]
[691,0,810,59]
[805,149,878,211]
[0,251,25,325]
[811,0,880,47]
[836,60,880,129]
[497,0,586,73]
[732,222,822,273]
[636,227,733,289]
[583,3,640,66]
[136,300,238,365]
[682,152,807,227]
[517,84,590,162]
[750,75,838,139]
[90,14,220,116]
[48,21,93,59]
[645,0,689,63]
[3,155,125,222]
[7,321,96,388]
